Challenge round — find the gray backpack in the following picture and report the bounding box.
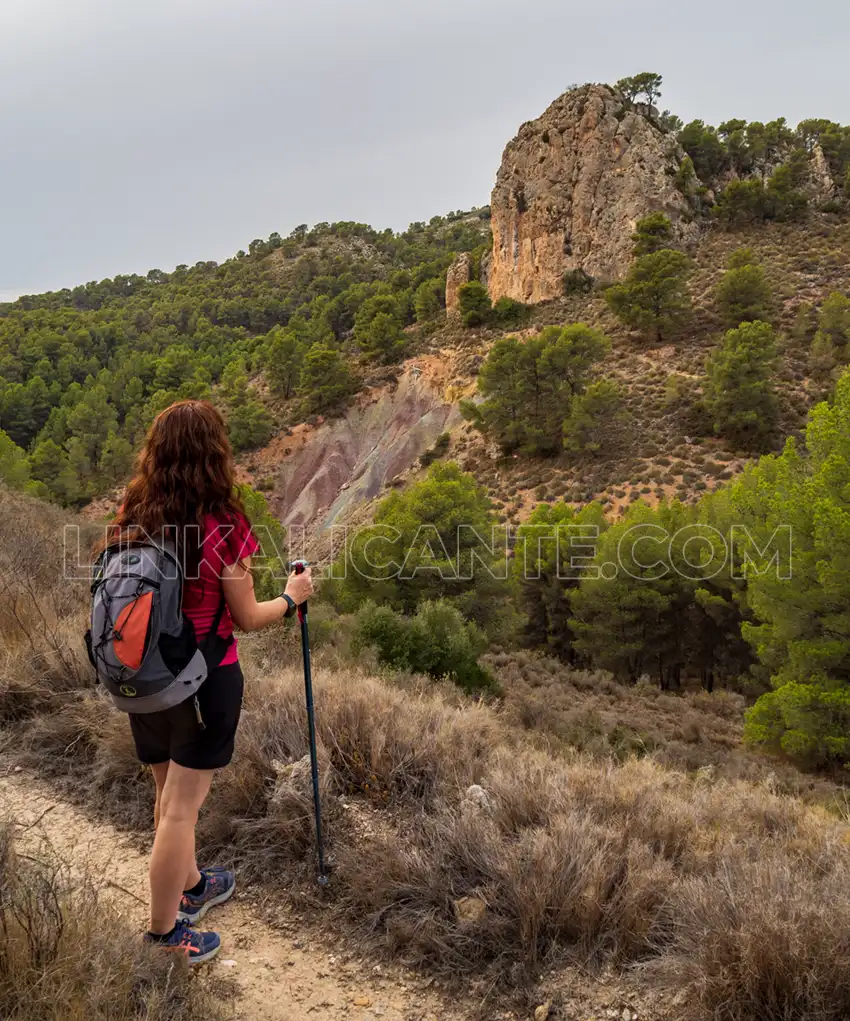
[85,539,228,715]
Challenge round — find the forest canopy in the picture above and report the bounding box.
[0,212,490,505]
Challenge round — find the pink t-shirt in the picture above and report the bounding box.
[182,512,259,666]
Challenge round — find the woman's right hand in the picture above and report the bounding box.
[284,566,314,606]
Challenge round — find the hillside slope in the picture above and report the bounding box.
[234,211,849,540]
[2,81,849,533]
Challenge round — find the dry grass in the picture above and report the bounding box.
[2,489,850,1019]
[652,854,850,1021]
[486,650,840,794]
[0,492,94,726]
[0,822,228,1021]
[7,655,850,1019]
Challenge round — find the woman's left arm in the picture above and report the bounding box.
[222,558,313,632]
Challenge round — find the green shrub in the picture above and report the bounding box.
[490,296,531,328]
[353,599,495,693]
[458,281,492,327]
[562,268,594,295]
[419,432,451,468]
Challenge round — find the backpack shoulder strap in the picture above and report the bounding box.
[201,596,227,651]
[199,594,231,668]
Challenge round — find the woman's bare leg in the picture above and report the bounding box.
[150,761,203,896]
[150,761,169,830]
[148,763,213,934]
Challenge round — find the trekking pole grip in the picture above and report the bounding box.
[290,559,309,621]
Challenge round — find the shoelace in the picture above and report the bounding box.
[172,922,199,948]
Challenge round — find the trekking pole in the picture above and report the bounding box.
[290,559,329,887]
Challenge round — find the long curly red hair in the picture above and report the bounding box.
[112,400,245,572]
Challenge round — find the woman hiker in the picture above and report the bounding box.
[109,399,313,962]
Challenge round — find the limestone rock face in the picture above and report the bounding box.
[807,144,837,204]
[479,249,492,293]
[445,252,474,317]
[729,143,836,205]
[489,84,695,304]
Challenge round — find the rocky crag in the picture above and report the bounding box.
[487,83,695,303]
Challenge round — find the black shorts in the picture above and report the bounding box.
[128,661,244,771]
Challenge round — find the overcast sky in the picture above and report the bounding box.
[1,0,848,300]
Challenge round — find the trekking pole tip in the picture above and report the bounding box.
[318,873,329,887]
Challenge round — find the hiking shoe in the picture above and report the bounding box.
[177,867,236,924]
[145,920,221,965]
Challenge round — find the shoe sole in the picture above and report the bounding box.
[176,879,236,924]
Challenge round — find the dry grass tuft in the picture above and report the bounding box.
[0,491,94,727]
[654,852,850,1021]
[0,822,228,1021]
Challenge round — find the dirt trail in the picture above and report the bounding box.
[0,771,465,1021]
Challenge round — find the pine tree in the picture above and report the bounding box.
[631,213,674,256]
[458,281,492,327]
[413,277,444,323]
[732,371,850,767]
[563,379,623,453]
[468,325,610,455]
[605,249,692,342]
[219,361,274,451]
[358,311,406,364]
[0,429,31,490]
[570,502,696,688]
[514,501,608,660]
[65,384,119,469]
[299,343,357,415]
[265,327,304,399]
[812,292,850,372]
[615,72,663,110]
[238,483,287,600]
[353,293,402,348]
[98,432,134,485]
[705,320,778,449]
[715,248,773,327]
[679,121,730,181]
[330,462,500,624]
